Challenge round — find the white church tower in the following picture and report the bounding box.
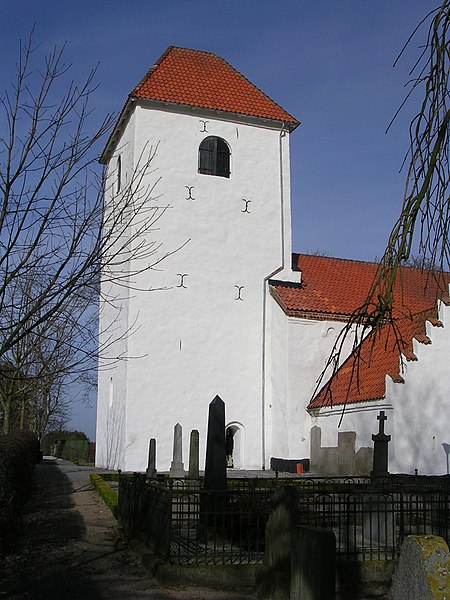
[96,46,299,471]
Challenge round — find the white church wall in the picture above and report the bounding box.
[265,293,289,461]
[388,300,450,475]
[113,103,293,472]
[284,316,359,459]
[96,114,136,469]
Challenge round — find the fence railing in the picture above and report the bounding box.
[295,488,449,561]
[118,474,449,566]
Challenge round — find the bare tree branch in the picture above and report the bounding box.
[0,31,176,434]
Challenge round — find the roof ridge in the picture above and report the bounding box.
[295,252,380,267]
[295,252,450,274]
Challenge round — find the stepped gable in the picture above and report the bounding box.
[270,254,450,408]
[308,308,438,408]
[131,46,299,126]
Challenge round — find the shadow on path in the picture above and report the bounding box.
[0,459,104,600]
[1,459,258,600]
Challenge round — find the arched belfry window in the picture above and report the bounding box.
[198,136,230,178]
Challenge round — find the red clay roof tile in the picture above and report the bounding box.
[308,309,436,408]
[132,46,299,126]
[270,254,449,409]
[273,254,449,318]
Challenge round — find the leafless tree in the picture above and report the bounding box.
[0,31,177,434]
[314,1,450,408]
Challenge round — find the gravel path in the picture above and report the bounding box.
[1,458,257,600]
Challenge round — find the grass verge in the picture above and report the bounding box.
[89,473,118,518]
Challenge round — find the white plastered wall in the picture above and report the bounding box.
[99,102,295,472]
[265,292,288,463]
[268,301,378,468]
[388,299,450,475]
[286,315,361,458]
[96,112,136,469]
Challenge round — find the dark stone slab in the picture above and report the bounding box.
[204,395,227,491]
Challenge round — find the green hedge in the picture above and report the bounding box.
[56,439,89,461]
[0,432,39,548]
[89,473,118,518]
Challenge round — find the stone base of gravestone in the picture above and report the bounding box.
[290,526,336,600]
[256,486,299,600]
[199,491,230,539]
[363,495,395,548]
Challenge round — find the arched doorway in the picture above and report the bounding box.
[225,422,244,469]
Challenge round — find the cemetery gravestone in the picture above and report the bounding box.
[188,429,200,478]
[371,411,391,477]
[201,396,228,529]
[204,395,227,491]
[169,423,185,478]
[146,437,157,478]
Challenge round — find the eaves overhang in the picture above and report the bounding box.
[100,95,136,165]
[269,281,352,323]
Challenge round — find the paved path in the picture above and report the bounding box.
[1,458,257,600]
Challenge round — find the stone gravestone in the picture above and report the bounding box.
[365,411,394,548]
[371,410,391,477]
[257,486,336,600]
[146,437,157,478]
[169,423,185,478]
[188,429,200,478]
[257,486,299,600]
[311,425,372,476]
[201,396,228,529]
[204,396,227,491]
[442,442,450,475]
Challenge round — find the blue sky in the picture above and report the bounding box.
[1,0,440,439]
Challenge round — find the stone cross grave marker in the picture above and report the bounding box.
[371,410,391,477]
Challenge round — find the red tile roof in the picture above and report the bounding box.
[274,254,449,319]
[270,254,450,408]
[308,309,437,408]
[131,46,299,126]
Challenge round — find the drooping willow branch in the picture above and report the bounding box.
[312,1,450,415]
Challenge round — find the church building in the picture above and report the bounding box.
[96,47,450,476]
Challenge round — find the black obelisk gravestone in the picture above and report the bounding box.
[204,395,227,491]
[201,396,228,531]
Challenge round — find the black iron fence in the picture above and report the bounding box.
[119,475,269,564]
[296,487,449,561]
[118,474,449,566]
